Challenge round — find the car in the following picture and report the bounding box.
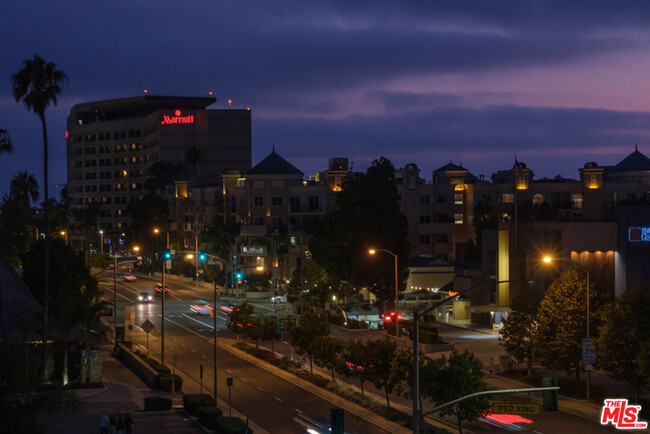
[154,284,170,294]
[270,295,287,304]
[191,302,214,316]
[137,292,153,302]
[122,273,137,281]
[218,301,238,313]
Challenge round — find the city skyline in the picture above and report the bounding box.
[4,2,650,197]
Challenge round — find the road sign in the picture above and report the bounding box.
[165,259,171,270]
[492,402,540,415]
[582,338,596,364]
[278,318,291,333]
[141,319,155,334]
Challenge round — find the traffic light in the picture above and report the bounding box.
[163,249,172,260]
[198,252,207,261]
[235,271,243,280]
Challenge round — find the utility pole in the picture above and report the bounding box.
[213,279,218,407]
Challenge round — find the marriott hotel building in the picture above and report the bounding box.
[66,95,251,232]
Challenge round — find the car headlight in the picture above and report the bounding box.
[138,296,143,300]
[148,296,152,300]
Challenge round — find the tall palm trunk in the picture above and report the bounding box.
[39,112,50,385]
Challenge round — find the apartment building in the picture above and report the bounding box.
[66,95,251,234]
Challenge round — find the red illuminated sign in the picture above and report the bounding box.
[161,110,194,125]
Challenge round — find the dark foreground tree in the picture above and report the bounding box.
[421,350,490,434]
[286,310,329,374]
[12,53,68,383]
[499,286,543,376]
[597,292,650,402]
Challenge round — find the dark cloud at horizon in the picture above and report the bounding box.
[2,1,650,198]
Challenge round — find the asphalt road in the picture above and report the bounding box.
[99,271,621,434]
[98,272,389,434]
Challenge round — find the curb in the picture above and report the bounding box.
[219,339,409,434]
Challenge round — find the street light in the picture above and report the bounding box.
[154,227,170,366]
[368,248,400,339]
[99,230,104,254]
[542,255,591,400]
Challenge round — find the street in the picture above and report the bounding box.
[99,272,621,434]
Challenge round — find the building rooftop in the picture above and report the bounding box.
[610,146,650,172]
[246,150,304,176]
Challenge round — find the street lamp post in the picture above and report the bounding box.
[368,248,400,339]
[543,255,591,400]
[154,228,170,366]
[99,230,104,254]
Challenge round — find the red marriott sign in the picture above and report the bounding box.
[161,109,194,125]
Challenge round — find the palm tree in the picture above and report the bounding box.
[0,129,12,154]
[10,171,39,215]
[11,54,68,384]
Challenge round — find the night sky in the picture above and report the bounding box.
[3,1,650,198]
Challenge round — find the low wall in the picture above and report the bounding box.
[115,343,159,388]
[245,290,272,299]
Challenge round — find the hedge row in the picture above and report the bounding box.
[155,374,183,392]
[183,394,216,416]
[197,406,224,430]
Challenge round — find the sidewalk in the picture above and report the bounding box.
[39,344,260,434]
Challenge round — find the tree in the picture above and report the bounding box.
[245,316,279,351]
[127,193,168,249]
[498,286,543,376]
[391,347,429,411]
[420,350,491,434]
[12,54,68,383]
[0,128,12,154]
[185,146,202,174]
[311,157,409,307]
[342,339,372,396]
[10,171,39,210]
[366,336,399,408]
[286,310,330,374]
[226,301,254,340]
[596,292,650,402]
[20,238,100,385]
[533,268,587,390]
[312,336,344,381]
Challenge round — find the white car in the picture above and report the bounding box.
[191,302,214,316]
[270,295,287,304]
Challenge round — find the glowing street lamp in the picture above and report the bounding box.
[368,248,400,339]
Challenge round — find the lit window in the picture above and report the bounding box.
[419,235,431,244]
[454,193,464,205]
[533,194,544,205]
[454,213,464,224]
[502,193,514,203]
[572,193,583,209]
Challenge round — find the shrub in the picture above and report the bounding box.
[155,374,183,392]
[216,416,252,434]
[197,406,223,429]
[144,396,172,411]
[183,394,216,416]
[144,357,170,374]
[329,314,345,326]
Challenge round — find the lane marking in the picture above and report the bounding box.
[202,355,207,360]
[227,370,232,374]
[241,377,247,382]
[275,396,282,402]
[191,349,196,353]
[257,386,263,392]
[295,408,302,413]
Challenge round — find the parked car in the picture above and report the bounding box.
[191,302,214,316]
[138,292,153,302]
[154,284,170,294]
[270,295,287,304]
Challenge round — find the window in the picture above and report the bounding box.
[433,213,450,223]
[437,194,448,203]
[309,196,320,211]
[271,180,284,188]
[252,180,264,189]
[502,193,514,203]
[454,193,463,205]
[290,196,301,212]
[572,193,583,209]
[271,216,284,227]
[420,215,431,224]
[454,213,464,224]
[252,216,264,225]
[253,196,264,207]
[533,194,544,205]
[419,235,431,245]
[271,196,283,207]
[419,195,431,205]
